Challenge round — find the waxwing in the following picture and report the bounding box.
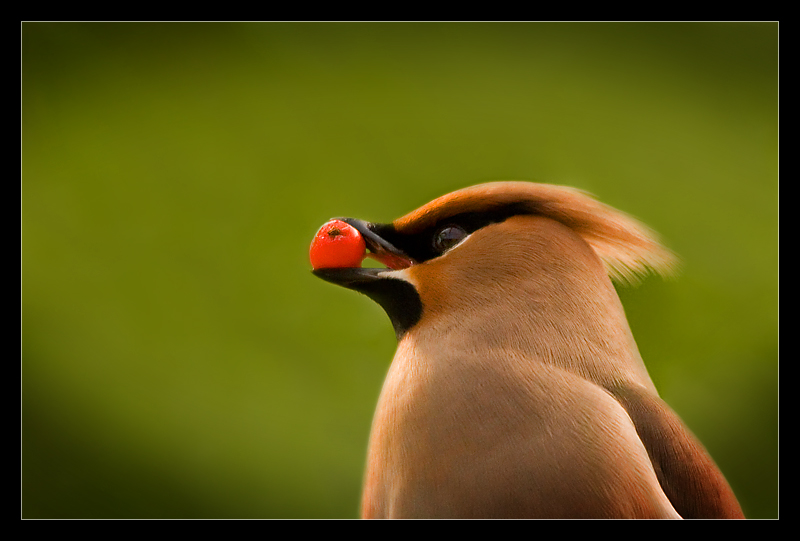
[311,181,744,519]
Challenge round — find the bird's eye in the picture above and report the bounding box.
[432,225,468,254]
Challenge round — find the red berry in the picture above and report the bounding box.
[309,219,367,270]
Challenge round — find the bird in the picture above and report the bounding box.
[311,181,744,519]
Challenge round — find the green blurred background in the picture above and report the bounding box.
[21,22,778,519]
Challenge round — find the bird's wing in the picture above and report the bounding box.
[609,385,745,518]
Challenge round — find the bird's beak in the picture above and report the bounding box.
[312,218,416,288]
[339,218,416,271]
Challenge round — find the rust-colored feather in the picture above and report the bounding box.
[394,182,679,284]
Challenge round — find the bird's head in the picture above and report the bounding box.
[311,182,677,344]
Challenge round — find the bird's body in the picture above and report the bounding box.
[311,182,744,519]
[363,338,680,518]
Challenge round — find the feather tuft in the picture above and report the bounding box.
[394,182,679,285]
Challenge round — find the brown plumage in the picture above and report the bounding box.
[312,181,744,519]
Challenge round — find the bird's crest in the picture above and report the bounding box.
[393,182,679,285]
